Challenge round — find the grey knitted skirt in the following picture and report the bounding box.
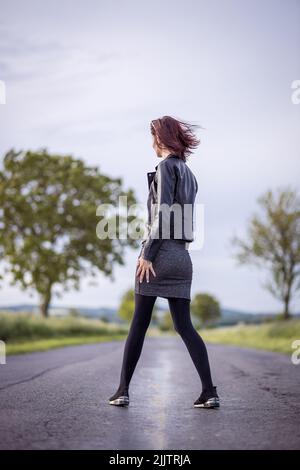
[134,239,193,300]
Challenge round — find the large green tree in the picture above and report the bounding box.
[0,149,141,316]
[191,293,221,326]
[231,187,300,319]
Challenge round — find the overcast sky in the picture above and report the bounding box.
[0,0,299,313]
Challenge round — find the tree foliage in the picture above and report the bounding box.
[191,293,221,326]
[119,289,136,322]
[231,187,300,319]
[118,288,158,323]
[0,149,141,316]
[158,310,174,331]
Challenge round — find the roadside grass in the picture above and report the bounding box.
[0,312,128,355]
[199,318,300,355]
[0,312,127,340]
[0,312,166,355]
[2,312,299,356]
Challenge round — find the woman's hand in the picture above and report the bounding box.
[136,256,156,283]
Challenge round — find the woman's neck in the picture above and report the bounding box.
[160,152,173,161]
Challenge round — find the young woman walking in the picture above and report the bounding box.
[108,116,219,409]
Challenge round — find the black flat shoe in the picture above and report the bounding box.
[193,386,220,408]
[109,387,129,406]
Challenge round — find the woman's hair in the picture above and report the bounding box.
[150,115,202,162]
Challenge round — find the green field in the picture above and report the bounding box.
[200,318,300,355]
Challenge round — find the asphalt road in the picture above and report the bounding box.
[0,337,299,450]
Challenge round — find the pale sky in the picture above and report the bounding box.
[0,0,299,313]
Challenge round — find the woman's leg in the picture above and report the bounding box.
[116,293,157,393]
[167,296,214,393]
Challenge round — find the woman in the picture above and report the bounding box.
[108,116,219,409]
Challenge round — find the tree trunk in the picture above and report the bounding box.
[283,294,291,320]
[40,289,52,317]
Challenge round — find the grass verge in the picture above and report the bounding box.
[199,319,300,355]
[0,312,129,355]
[0,312,167,355]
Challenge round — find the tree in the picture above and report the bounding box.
[119,289,136,322]
[231,187,300,320]
[191,293,221,326]
[0,149,141,317]
[118,288,158,323]
[158,310,174,331]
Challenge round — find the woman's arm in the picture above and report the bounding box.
[141,159,177,262]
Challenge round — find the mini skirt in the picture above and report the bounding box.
[134,239,193,300]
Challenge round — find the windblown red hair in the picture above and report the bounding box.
[150,115,202,162]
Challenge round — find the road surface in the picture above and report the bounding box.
[0,337,299,449]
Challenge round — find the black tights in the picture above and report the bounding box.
[116,293,214,393]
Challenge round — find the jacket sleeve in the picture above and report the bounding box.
[141,160,177,262]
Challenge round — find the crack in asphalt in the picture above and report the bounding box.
[0,366,62,392]
[0,348,120,392]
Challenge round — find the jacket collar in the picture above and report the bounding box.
[155,153,178,170]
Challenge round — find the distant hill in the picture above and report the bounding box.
[0,304,121,322]
[217,308,299,325]
[219,308,274,325]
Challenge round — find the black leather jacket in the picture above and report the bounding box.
[140,154,198,262]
